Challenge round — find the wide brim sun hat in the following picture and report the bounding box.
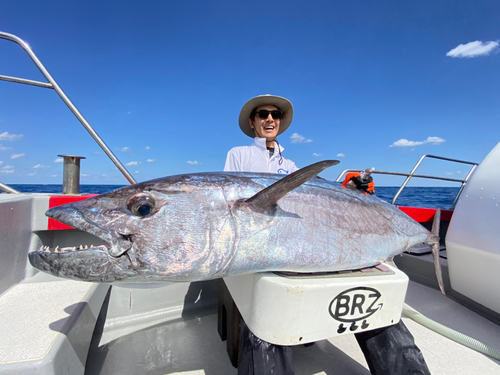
[238,94,294,138]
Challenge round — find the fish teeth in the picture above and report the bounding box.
[38,244,93,253]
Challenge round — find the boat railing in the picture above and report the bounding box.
[0,32,480,202]
[0,31,137,194]
[0,182,20,194]
[335,154,479,209]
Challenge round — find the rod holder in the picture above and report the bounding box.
[58,155,86,194]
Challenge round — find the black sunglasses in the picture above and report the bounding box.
[255,109,283,120]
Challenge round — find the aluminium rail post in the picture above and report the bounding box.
[391,154,429,205]
[452,164,478,210]
[336,155,478,207]
[58,155,86,194]
[0,182,20,194]
[391,155,478,206]
[0,31,137,185]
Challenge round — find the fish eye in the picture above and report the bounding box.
[127,193,156,217]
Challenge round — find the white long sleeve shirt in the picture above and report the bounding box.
[224,137,299,174]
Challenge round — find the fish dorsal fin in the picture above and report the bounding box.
[244,160,339,211]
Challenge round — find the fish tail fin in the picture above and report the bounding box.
[431,240,445,295]
[432,207,441,237]
[430,208,445,294]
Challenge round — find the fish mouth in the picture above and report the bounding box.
[31,242,140,270]
[35,204,141,270]
[28,244,137,283]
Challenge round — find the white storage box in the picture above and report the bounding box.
[224,263,409,345]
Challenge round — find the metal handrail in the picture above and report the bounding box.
[0,31,137,193]
[336,155,479,209]
[0,182,20,194]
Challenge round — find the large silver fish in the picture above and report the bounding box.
[29,161,442,289]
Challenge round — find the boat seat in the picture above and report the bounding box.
[0,273,109,375]
[218,265,409,368]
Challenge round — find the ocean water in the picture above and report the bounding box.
[5,184,461,210]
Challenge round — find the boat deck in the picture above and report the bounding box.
[85,280,500,375]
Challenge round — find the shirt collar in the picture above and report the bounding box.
[251,137,285,153]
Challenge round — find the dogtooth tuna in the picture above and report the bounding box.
[29,160,443,291]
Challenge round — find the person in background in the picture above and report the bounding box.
[342,167,376,194]
[224,94,431,375]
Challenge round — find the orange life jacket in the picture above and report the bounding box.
[342,172,375,194]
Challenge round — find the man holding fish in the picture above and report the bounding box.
[224,95,431,375]
[30,96,440,375]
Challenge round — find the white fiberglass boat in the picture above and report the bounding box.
[1,32,499,375]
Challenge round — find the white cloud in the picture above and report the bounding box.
[11,153,25,159]
[1,165,14,173]
[391,139,421,147]
[126,161,141,166]
[312,153,322,157]
[0,145,13,151]
[145,146,151,150]
[127,111,132,115]
[147,159,155,163]
[187,161,201,165]
[135,171,139,174]
[0,132,24,141]
[54,158,64,163]
[337,153,346,158]
[33,164,49,169]
[117,147,130,152]
[0,161,3,166]
[28,172,37,176]
[426,136,446,144]
[390,136,445,147]
[81,174,90,177]
[446,40,499,58]
[290,133,313,144]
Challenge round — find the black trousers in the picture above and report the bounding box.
[238,320,295,375]
[237,320,431,375]
[354,320,431,375]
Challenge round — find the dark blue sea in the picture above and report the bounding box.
[5,185,461,210]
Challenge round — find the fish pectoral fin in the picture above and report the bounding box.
[245,160,339,211]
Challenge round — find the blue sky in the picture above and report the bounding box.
[0,0,499,186]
